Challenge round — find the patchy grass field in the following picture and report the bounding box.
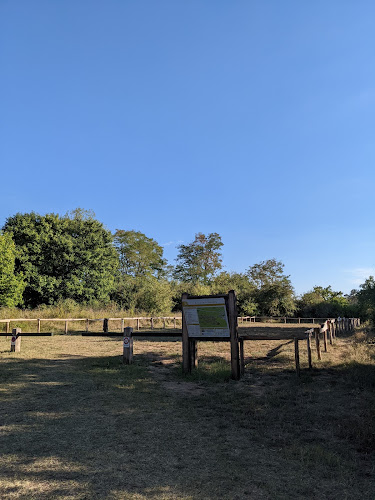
[0,325,374,499]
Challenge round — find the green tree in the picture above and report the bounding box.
[356,277,375,321]
[114,230,167,277]
[173,232,223,284]
[247,259,296,316]
[297,286,350,318]
[3,209,118,306]
[211,272,258,316]
[0,232,25,307]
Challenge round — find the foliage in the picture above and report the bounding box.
[355,277,375,322]
[173,232,223,284]
[211,272,258,316]
[247,259,296,316]
[297,286,354,318]
[2,209,118,307]
[114,230,167,278]
[0,232,25,307]
[112,275,173,314]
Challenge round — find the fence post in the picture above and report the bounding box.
[65,321,68,334]
[137,318,140,331]
[86,319,89,333]
[37,319,41,333]
[103,318,108,333]
[123,327,133,364]
[294,337,300,377]
[10,328,21,352]
[307,332,313,369]
[315,327,321,360]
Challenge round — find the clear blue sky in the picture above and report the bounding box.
[1,1,375,296]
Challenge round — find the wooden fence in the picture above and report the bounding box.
[0,316,183,335]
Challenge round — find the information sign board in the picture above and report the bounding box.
[182,297,230,338]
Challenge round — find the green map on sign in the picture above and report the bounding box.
[197,306,228,328]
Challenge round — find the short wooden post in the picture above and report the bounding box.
[136,318,140,331]
[284,317,287,324]
[65,321,68,334]
[174,317,176,329]
[312,318,315,324]
[182,293,191,374]
[151,317,154,330]
[37,319,41,334]
[307,333,313,369]
[298,317,301,324]
[86,319,89,333]
[123,327,133,364]
[329,322,334,345]
[10,328,21,352]
[294,337,300,377]
[103,318,108,333]
[6,321,10,335]
[121,318,124,332]
[239,338,245,375]
[163,317,166,329]
[314,327,321,360]
[228,290,240,381]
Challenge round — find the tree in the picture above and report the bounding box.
[247,259,296,316]
[0,232,25,307]
[113,230,167,278]
[2,209,118,306]
[173,233,223,284]
[297,286,350,318]
[356,277,375,321]
[211,272,258,316]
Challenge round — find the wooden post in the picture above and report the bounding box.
[307,333,313,370]
[228,290,240,381]
[329,322,334,345]
[312,318,315,324]
[121,318,124,332]
[323,325,328,352]
[151,317,154,330]
[239,338,245,375]
[284,317,287,324]
[123,327,133,364]
[137,318,140,331]
[6,321,10,335]
[37,319,41,334]
[86,319,89,333]
[181,293,190,374]
[189,339,197,369]
[10,328,21,352]
[174,317,176,329]
[314,327,321,360]
[294,337,300,377]
[163,317,166,329]
[103,318,108,333]
[298,317,301,324]
[65,321,68,334]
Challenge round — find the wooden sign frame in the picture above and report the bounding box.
[182,290,240,380]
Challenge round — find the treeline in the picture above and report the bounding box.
[0,209,373,319]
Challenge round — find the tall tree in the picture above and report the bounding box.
[247,259,296,316]
[0,232,25,307]
[173,232,223,284]
[3,209,118,306]
[297,286,350,317]
[113,230,166,277]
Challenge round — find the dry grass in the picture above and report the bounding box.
[0,326,374,499]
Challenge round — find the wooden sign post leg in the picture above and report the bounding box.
[182,293,191,374]
[190,339,197,369]
[228,290,240,381]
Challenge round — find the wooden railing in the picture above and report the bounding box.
[0,316,182,335]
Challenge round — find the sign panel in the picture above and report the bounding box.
[182,297,230,338]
